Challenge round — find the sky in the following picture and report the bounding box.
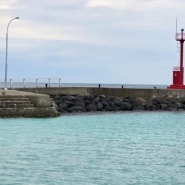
[0,0,185,85]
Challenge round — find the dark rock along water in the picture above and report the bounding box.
[53,95,185,113]
[0,112,185,184]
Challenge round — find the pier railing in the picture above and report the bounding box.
[6,78,62,88]
[0,78,167,89]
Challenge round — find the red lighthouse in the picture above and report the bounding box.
[168,28,185,89]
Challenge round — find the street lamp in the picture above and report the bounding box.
[4,17,19,90]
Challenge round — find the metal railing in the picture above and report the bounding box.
[173,66,180,71]
[0,78,61,88]
[176,33,185,41]
[0,78,167,89]
[173,66,184,71]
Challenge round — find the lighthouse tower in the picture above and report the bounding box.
[168,28,185,89]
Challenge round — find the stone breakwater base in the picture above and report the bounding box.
[52,95,185,113]
[0,90,59,117]
[15,87,185,113]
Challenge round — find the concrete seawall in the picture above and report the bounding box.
[16,87,185,101]
[0,90,59,117]
[7,87,182,116]
[14,87,185,113]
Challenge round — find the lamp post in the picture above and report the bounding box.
[4,17,19,90]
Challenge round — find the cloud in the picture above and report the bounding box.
[0,0,17,9]
[86,0,185,11]
[0,0,184,84]
[1,0,111,46]
[1,0,177,46]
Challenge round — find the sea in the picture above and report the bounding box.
[0,112,185,185]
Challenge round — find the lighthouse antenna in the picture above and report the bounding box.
[176,17,178,34]
[176,17,179,52]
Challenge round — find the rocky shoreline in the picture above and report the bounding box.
[51,94,185,114]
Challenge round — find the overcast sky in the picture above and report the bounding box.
[0,0,185,85]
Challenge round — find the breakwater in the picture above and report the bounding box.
[15,87,185,114]
[51,94,185,113]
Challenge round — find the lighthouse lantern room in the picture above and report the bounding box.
[168,28,185,89]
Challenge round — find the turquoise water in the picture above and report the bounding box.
[0,112,185,185]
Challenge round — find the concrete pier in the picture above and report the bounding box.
[0,90,59,117]
[15,87,185,113]
[16,87,185,100]
[0,87,185,117]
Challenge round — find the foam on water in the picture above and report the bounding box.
[0,112,185,184]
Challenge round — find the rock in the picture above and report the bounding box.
[120,102,132,111]
[74,96,86,107]
[75,95,85,101]
[63,95,75,101]
[166,107,178,111]
[122,97,131,103]
[70,106,87,112]
[86,104,97,112]
[132,102,145,110]
[176,102,184,109]
[112,98,122,105]
[109,101,115,108]
[76,101,86,107]
[63,107,73,113]
[63,100,75,107]
[51,94,185,114]
[93,96,101,104]
[54,95,61,101]
[100,96,109,107]
[57,107,66,113]
[144,104,154,111]
[104,105,116,111]
[58,103,68,109]
[160,103,168,110]
[97,102,103,111]
[85,95,94,101]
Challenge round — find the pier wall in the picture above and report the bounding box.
[16,87,185,101]
[0,90,59,117]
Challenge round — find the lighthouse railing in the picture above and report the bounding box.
[173,66,184,71]
[176,33,185,41]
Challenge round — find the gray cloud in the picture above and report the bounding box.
[0,0,184,84]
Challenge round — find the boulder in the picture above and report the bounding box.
[52,94,185,114]
[86,104,97,112]
[63,100,75,107]
[97,102,103,111]
[58,103,68,109]
[63,95,75,101]
[112,98,123,105]
[93,96,101,104]
[160,103,168,110]
[70,106,87,112]
[120,102,132,111]
[100,96,109,107]
[144,104,154,111]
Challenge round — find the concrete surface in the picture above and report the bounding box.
[0,89,59,117]
[16,87,185,101]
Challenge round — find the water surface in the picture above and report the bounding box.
[0,112,185,184]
